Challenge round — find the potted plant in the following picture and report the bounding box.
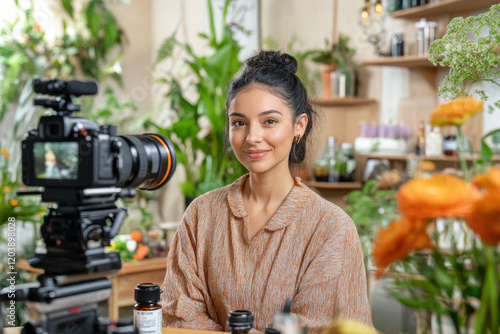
[150,0,246,202]
[305,34,356,98]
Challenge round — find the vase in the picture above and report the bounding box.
[321,64,337,99]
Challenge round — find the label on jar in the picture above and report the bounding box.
[134,308,162,334]
[443,138,457,152]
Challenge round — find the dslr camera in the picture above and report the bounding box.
[0,78,176,334]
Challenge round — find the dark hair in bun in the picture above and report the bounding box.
[245,50,298,75]
[225,50,317,165]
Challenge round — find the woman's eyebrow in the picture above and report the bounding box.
[228,110,283,118]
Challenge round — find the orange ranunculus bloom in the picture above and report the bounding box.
[472,166,500,191]
[467,190,500,245]
[10,199,18,206]
[468,167,500,245]
[372,217,432,278]
[397,174,479,219]
[430,97,483,126]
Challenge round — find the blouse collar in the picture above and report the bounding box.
[227,174,311,230]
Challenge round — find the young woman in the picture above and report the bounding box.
[161,51,371,333]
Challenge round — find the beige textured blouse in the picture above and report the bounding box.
[161,174,372,333]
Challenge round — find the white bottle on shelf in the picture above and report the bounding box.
[425,124,443,156]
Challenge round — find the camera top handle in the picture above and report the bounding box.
[33,78,98,114]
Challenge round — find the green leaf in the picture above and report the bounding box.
[86,1,101,39]
[172,118,200,141]
[481,128,500,163]
[61,0,74,18]
[155,35,177,66]
[181,181,196,197]
[103,11,118,49]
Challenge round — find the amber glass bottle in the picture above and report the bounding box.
[134,283,162,334]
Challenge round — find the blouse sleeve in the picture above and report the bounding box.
[160,203,223,331]
[291,217,372,334]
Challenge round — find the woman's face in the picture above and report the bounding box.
[228,85,307,175]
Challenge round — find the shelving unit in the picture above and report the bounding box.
[312,97,376,106]
[304,181,363,190]
[361,56,434,68]
[358,153,484,162]
[361,56,438,89]
[389,0,499,19]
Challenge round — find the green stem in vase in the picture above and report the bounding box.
[455,126,470,181]
[475,244,499,334]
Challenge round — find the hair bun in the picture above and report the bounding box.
[246,50,298,75]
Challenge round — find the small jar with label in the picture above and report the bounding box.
[443,135,458,156]
[134,283,163,334]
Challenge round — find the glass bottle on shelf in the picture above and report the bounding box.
[415,120,426,156]
[314,137,340,182]
[388,0,402,12]
[340,143,356,182]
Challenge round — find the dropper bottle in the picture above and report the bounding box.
[272,299,300,334]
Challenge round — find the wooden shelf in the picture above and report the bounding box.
[304,181,363,190]
[361,56,436,68]
[312,97,376,106]
[390,0,499,19]
[358,153,494,162]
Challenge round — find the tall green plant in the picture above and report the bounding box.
[151,0,246,197]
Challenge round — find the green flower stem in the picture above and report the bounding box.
[475,244,499,334]
[455,126,470,181]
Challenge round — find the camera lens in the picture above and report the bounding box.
[118,133,176,190]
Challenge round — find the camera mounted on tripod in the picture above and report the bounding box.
[0,78,176,333]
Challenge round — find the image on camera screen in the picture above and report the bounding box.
[34,142,79,180]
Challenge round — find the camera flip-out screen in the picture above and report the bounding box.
[33,142,79,180]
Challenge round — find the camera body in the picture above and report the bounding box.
[22,115,122,189]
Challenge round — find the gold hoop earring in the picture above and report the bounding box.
[294,134,301,144]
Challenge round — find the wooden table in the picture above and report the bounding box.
[16,257,168,322]
[4,328,223,334]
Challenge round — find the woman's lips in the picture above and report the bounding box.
[244,150,270,159]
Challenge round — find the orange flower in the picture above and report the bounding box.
[467,167,500,245]
[130,230,143,242]
[430,97,483,126]
[372,217,432,278]
[467,190,500,245]
[417,160,436,172]
[397,174,479,219]
[10,199,18,207]
[134,244,150,261]
[472,166,500,191]
[0,148,9,159]
[4,186,11,194]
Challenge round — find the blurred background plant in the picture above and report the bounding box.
[428,4,500,112]
[147,0,246,199]
[344,178,398,261]
[0,148,45,237]
[305,34,356,72]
